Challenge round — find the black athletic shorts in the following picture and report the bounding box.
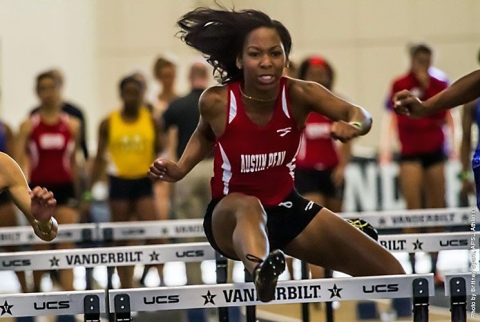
[295,168,344,199]
[30,182,77,207]
[109,175,153,200]
[399,148,446,168]
[203,190,323,259]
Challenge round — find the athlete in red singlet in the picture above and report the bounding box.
[380,44,450,284]
[17,70,80,302]
[150,8,405,302]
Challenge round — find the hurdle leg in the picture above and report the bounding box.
[412,278,430,322]
[216,252,230,322]
[244,268,256,322]
[300,261,309,322]
[449,277,467,322]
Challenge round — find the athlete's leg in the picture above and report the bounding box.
[210,193,269,273]
[285,208,405,276]
[109,200,135,288]
[399,161,424,273]
[424,161,446,283]
[136,195,165,286]
[55,206,79,291]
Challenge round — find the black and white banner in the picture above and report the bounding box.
[109,274,433,311]
[0,290,103,317]
[0,242,215,271]
[0,223,97,246]
[378,232,479,252]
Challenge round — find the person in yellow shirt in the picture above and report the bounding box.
[90,75,162,288]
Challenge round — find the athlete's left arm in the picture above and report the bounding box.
[291,80,372,137]
[0,152,57,241]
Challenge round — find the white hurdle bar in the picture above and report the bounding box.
[109,274,433,311]
[0,207,477,246]
[0,242,215,271]
[0,231,478,271]
[0,290,104,318]
[0,274,433,318]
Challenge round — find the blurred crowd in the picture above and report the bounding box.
[1,43,479,322]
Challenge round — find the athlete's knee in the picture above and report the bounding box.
[233,194,265,223]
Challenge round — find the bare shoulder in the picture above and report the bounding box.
[287,77,324,101]
[199,85,227,119]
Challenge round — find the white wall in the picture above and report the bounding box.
[0,0,479,152]
[0,0,97,136]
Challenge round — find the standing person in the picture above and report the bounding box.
[30,69,89,161]
[150,7,404,303]
[90,75,161,288]
[394,68,480,208]
[151,57,178,228]
[294,56,351,294]
[160,61,211,322]
[379,43,450,284]
[17,70,80,322]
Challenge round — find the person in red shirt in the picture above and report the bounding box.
[150,7,404,303]
[17,70,80,301]
[379,43,451,284]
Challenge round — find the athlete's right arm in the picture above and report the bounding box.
[149,87,220,182]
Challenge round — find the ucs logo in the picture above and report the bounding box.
[439,239,468,247]
[34,301,70,310]
[362,284,399,293]
[176,250,204,258]
[2,259,31,267]
[144,295,180,304]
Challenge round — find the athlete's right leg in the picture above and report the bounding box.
[399,161,423,274]
[210,193,269,274]
[109,200,135,288]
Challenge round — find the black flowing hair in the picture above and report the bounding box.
[177,7,292,84]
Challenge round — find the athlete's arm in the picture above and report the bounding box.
[394,69,480,116]
[290,79,372,140]
[149,87,218,182]
[0,153,57,241]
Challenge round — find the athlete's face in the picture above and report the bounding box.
[121,82,143,110]
[239,27,287,94]
[305,64,332,90]
[36,77,61,107]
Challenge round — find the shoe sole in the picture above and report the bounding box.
[256,250,286,302]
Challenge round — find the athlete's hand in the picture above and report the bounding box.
[149,158,184,182]
[30,186,56,222]
[393,90,425,117]
[330,121,361,142]
[30,186,58,241]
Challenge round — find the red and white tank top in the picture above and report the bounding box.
[28,113,75,184]
[211,77,301,206]
[296,113,339,170]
